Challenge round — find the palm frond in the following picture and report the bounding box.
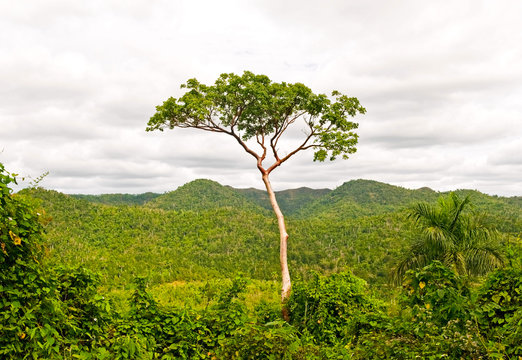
[448,193,471,232]
[408,202,442,227]
[423,226,455,255]
[395,192,504,282]
[393,253,430,285]
[464,247,504,276]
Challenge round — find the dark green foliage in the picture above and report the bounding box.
[478,267,522,329]
[288,271,384,344]
[1,164,116,359]
[352,316,487,359]
[1,164,45,268]
[71,192,160,206]
[399,261,471,326]
[54,267,115,358]
[499,308,522,357]
[352,263,487,359]
[215,322,318,359]
[0,164,62,358]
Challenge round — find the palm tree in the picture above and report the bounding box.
[394,192,504,283]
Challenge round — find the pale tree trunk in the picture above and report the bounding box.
[261,173,291,321]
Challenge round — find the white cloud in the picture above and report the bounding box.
[1,0,521,196]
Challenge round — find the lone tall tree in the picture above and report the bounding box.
[146,71,365,316]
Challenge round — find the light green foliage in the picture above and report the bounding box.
[296,179,440,220]
[147,71,365,163]
[71,192,160,206]
[19,179,519,294]
[237,186,331,216]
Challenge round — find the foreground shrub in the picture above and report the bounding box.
[477,267,522,357]
[477,267,522,329]
[399,261,471,327]
[287,271,384,345]
[215,321,320,359]
[0,164,65,359]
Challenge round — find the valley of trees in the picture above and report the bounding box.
[1,163,521,359]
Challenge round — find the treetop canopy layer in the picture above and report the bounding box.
[147,71,366,173]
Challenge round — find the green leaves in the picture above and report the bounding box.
[287,271,383,344]
[147,71,365,170]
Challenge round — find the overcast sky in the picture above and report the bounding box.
[1,0,521,196]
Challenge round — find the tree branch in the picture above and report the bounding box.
[266,123,317,174]
[225,127,262,164]
[269,110,308,162]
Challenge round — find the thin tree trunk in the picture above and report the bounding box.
[261,173,291,321]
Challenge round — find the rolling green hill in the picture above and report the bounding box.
[296,179,440,219]
[144,179,267,213]
[19,179,520,294]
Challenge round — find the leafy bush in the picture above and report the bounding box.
[477,267,522,328]
[288,271,384,344]
[477,267,522,357]
[215,321,320,360]
[399,261,471,327]
[0,163,65,358]
[1,163,114,359]
[500,308,522,357]
[353,317,487,359]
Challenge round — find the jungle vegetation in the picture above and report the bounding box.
[1,162,521,359]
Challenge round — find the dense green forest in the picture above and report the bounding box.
[2,163,521,358]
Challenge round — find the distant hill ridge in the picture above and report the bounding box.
[69,179,521,222]
[143,179,265,213]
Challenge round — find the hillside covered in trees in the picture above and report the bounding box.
[2,169,521,358]
[31,179,518,288]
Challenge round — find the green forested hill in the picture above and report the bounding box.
[71,180,331,215]
[144,179,267,213]
[295,180,521,231]
[450,189,522,234]
[20,179,520,294]
[296,179,440,219]
[23,188,279,284]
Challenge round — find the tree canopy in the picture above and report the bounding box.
[146,71,366,170]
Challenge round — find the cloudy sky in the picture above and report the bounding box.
[1,0,521,196]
